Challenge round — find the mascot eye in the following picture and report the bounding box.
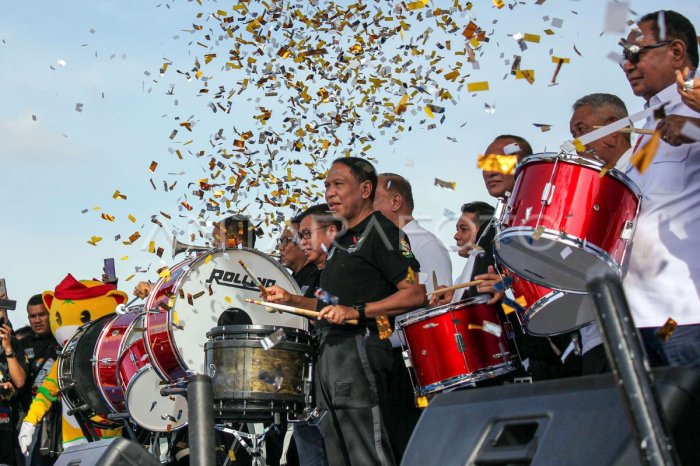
[80,310,92,324]
[55,312,63,326]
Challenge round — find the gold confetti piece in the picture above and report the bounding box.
[87,236,102,246]
[532,226,545,241]
[434,178,457,190]
[492,0,505,8]
[544,29,555,35]
[656,317,678,342]
[128,214,136,223]
[224,296,232,304]
[424,106,434,119]
[149,161,158,172]
[112,190,127,200]
[406,0,429,10]
[395,93,409,115]
[477,154,517,175]
[406,266,416,284]
[572,138,586,153]
[515,69,535,84]
[148,241,155,253]
[533,123,551,132]
[376,315,393,340]
[631,131,661,174]
[444,69,460,82]
[416,396,428,408]
[467,81,489,92]
[523,33,541,43]
[158,267,171,280]
[128,231,141,243]
[120,256,128,261]
[550,56,570,84]
[101,213,115,222]
[204,254,213,264]
[502,295,526,315]
[462,21,478,39]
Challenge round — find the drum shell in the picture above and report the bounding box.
[206,325,313,422]
[145,249,306,382]
[496,154,640,292]
[93,313,139,413]
[397,297,514,395]
[124,365,188,432]
[118,337,150,394]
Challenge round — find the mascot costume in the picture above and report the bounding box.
[18,274,127,453]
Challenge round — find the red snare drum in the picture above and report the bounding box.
[117,314,150,395]
[145,249,305,382]
[505,269,596,336]
[395,296,515,396]
[495,153,640,293]
[93,312,139,413]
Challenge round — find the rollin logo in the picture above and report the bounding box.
[206,268,277,291]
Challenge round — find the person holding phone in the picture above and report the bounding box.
[0,285,28,466]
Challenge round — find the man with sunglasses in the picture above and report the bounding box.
[619,10,700,368]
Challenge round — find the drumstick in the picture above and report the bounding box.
[426,280,484,297]
[244,299,358,325]
[593,125,655,135]
[238,259,268,299]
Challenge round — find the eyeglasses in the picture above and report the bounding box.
[276,236,296,248]
[619,39,673,66]
[298,225,330,241]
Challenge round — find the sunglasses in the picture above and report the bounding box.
[276,236,296,248]
[619,39,673,66]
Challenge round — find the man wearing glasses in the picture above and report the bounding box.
[618,10,700,368]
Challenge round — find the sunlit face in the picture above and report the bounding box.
[569,104,623,165]
[27,303,51,337]
[481,138,517,198]
[454,212,478,258]
[621,21,679,102]
[325,162,372,225]
[298,215,333,265]
[278,227,306,270]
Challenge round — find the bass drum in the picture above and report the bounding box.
[58,315,116,422]
[145,248,305,381]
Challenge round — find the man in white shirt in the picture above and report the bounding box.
[619,10,700,368]
[569,93,633,374]
[372,172,452,456]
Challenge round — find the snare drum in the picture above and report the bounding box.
[118,314,188,432]
[396,296,515,396]
[206,325,313,422]
[495,153,640,293]
[145,249,306,381]
[506,269,596,336]
[58,315,116,420]
[93,312,139,413]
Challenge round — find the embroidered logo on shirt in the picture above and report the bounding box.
[400,239,414,258]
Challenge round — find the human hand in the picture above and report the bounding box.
[318,305,359,325]
[133,281,153,299]
[656,115,699,146]
[264,285,293,305]
[0,323,13,353]
[474,266,506,305]
[676,67,700,112]
[428,285,454,307]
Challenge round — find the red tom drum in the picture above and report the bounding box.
[395,296,516,396]
[495,153,640,293]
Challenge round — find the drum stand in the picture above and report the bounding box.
[217,424,272,466]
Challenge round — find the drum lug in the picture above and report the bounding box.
[620,220,635,241]
[541,182,555,206]
[454,333,466,353]
[402,350,413,368]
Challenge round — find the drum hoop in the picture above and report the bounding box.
[517,152,642,198]
[414,361,515,396]
[396,295,491,328]
[207,324,310,338]
[149,249,303,378]
[93,314,135,414]
[125,365,188,432]
[521,291,596,337]
[495,226,621,292]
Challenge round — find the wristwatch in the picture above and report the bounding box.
[5,351,15,358]
[352,304,366,321]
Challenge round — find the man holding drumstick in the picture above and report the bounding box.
[265,157,425,466]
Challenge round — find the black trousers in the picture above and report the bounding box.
[315,329,397,466]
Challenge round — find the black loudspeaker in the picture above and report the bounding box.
[54,438,160,466]
[402,367,700,466]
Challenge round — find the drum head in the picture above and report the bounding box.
[167,248,304,375]
[523,292,596,336]
[126,365,188,432]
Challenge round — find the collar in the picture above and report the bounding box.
[647,82,682,110]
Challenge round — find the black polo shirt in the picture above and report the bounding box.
[318,211,420,332]
[467,220,496,299]
[19,333,59,411]
[293,262,322,299]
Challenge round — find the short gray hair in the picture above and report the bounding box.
[572,93,628,121]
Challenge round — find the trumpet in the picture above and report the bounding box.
[171,237,212,258]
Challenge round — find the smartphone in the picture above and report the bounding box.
[0,316,5,326]
[103,258,116,283]
[0,278,6,299]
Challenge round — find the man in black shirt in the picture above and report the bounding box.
[266,157,426,466]
[19,295,59,466]
[1,307,28,466]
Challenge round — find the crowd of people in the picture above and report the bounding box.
[0,8,698,466]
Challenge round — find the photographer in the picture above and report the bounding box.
[1,303,28,466]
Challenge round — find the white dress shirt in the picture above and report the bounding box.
[622,83,700,327]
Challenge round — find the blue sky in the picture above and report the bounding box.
[1,0,697,327]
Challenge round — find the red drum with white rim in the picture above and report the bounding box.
[505,269,597,336]
[395,296,515,396]
[144,248,305,381]
[495,153,640,293]
[93,312,139,413]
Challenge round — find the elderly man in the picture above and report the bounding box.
[618,10,700,367]
[265,157,426,466]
